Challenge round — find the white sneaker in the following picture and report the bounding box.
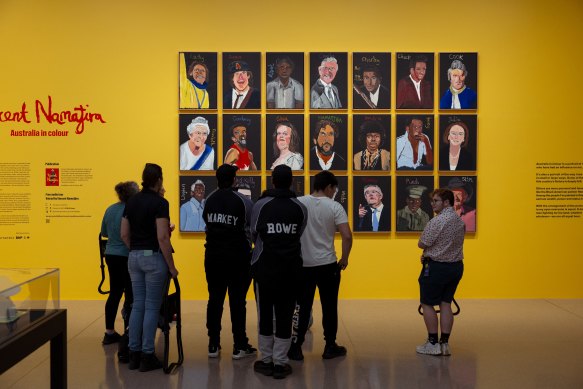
[416,340,442,355]
[440,342,451,356]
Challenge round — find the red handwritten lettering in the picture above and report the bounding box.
[0,103,32,123]
[35,96,106,134]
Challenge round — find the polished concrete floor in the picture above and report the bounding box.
[1,299,582,389]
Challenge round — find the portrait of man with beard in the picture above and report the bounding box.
[224,121,258,170]
[310,118,346,170]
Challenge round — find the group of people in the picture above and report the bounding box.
[100,162,467,377]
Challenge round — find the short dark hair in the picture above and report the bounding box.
[361,65,381,79]
[141,163,163,189]
[115,181,139,203]
[272,165,293,189]
[409,55,428,69]
[312,119,339,140]
[431,188,454,207]
[276,56,295,70]
[313,170,338,191]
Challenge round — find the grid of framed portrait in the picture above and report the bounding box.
[177,51,478,234]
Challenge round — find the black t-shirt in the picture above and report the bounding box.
[123,188,170,251]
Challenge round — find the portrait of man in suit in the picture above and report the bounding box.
[396,54,433,109]
[357,184,390,232]
[310,56,342,109]
[223,60,261,109]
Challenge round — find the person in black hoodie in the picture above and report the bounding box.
[250,165,308,379]
[202,164,256,360]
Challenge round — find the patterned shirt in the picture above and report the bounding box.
[418,207,465,263]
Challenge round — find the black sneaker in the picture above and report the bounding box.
[139,353,163,372]
[208,344,221,358]
[322,343,347,359]
[232,344,257,360]
[253,360,274,376]
[287,343,304,361]
[117,333,129,363]
[102,332,121,345]
[272,363,292,379]
[128,351,141,370]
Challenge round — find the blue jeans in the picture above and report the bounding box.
[128,250,168,354]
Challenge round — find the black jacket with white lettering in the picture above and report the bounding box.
[250,188,308,281]
[203,187,253,259]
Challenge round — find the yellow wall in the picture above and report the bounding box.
[1,0,582,299]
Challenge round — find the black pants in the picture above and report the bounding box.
[105,254,133,330]
[255,273,297,339]
[205,258,251,348]
[292,262,341,346]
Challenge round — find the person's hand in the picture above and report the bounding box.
[420,255,425,265]
[169,267,179,279]
[358,204,367,218]
[338,257,348,271]
[169,223,176,232]
[420,133,431,147]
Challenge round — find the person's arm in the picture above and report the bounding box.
[249,152,257,170]
[337,222,353,270]
[422,134,434,165]
[120,217,130,248]
[157,218,178,278]
[224,148,238,165]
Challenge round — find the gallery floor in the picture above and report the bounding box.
[1,299,582,389]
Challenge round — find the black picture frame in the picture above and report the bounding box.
[352,114,391,172]
[395,175,434,232]
[222,52,262,110]
[395,52,434,110]
[309,52,348,110]
[266,52,305,110]
[309,114,348,171]
[353,175,391,233]
[439,52,478,110]
[179,52,217,110]
[178,176,217,233]
[438,114,477,172]
[352,52,391,110]
[222,114,262,171]
[395,115,434,171]
[265,114,305,171]
[178,113,217,172]
[439,175,477,233]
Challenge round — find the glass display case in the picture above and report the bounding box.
[0,268,60,332]
[0,268,66,387]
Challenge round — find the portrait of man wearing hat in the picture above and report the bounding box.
[397,184,431,231]
[223,60,261,109]
[444,177,476,232]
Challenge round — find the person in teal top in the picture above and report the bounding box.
[100,181,139,348]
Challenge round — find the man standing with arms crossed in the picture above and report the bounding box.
[416,188,466,356]
[288,171,353,361]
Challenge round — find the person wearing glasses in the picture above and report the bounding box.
[416,188,465,356]
[397,185,430,231]
[310,57,342,109]
[396,117,433,170]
